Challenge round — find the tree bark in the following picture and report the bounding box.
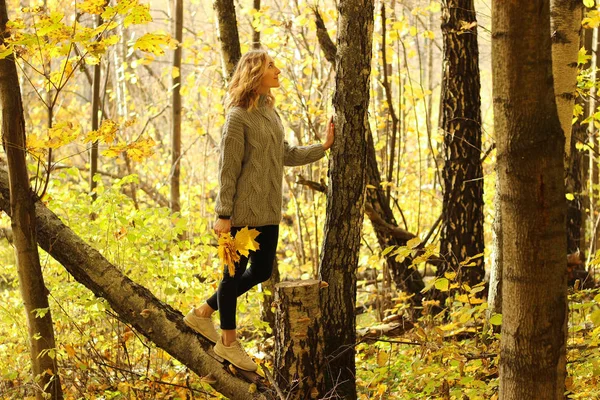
[90,12,102,204]
[493,1,568,398]
[0,168,270,400]
[213,0,241,78]
[260,259,279,336]
[171,0,183,213]
[568,26,592,259]
[318,0,373,398]
[252,0,261,49]
[436,0,485,301]
[274,280,324,400]
[0,3,63,398]
[551,0,583,165]
[313,8,337,66]
[487,176,502,317]
[313,6,425,306]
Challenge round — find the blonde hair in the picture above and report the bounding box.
[225,50,275,111]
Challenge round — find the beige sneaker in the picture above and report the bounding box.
[183,309,219,343]
[214,339,258,372]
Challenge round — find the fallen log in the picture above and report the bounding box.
[0,168,270,400]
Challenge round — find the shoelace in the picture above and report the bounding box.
[234,343,251,360]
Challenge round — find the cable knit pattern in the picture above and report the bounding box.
[215,97,326,227]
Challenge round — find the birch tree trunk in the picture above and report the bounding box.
[214,0,241,78]
[493,1,568,398]
[0,3,63,398]
[274,280,324,399]
[551,0,583,164]
[318,0,373,398]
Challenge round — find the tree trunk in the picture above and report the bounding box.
[493,1,568,398]
[313,7,425,306]
[252,0,261,49]
[90,12,102,204]
[551,0,583,165]
[437,0,485,297]
[568,25,593,255]
[487,176,502,317]
[213,0,241,78]
[0,169,269,400]
[274,280,324,399]
[171,0,183,213]
[260,259,280,336]
[318,0,373,398]
[0,3,63,398]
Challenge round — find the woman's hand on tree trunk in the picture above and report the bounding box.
[323,116,335,150]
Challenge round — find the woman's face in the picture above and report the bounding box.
[257,55,281,94]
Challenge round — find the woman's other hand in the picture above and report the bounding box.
[323,116,335,150]
[214,218,232,236]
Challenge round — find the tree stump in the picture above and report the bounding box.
[274,279,325,399]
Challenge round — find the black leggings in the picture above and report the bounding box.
[206,225,279,330]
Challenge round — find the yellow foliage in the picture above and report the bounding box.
[134,33,176,56]
[78,0,107,15]
[234,227,261,257]
[217,228,261,276]
[218,233,240,276]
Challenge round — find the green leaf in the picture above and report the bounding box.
[489,313,502,326]
[566,193,575,201]
[434,278,449,292]
[584,0,595,8]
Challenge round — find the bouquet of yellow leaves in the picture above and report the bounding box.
[217,227,261,276]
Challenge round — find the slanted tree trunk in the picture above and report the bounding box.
[214,0,241,78]
[0,169,268,400]
[318,0,373,398]
[493,1,568,398]
[171,0,183,213]
[274,280,324,399]
[551,0,583,165]
[313,7,425,306]
[0,3,63,398]
[437,0,485,299]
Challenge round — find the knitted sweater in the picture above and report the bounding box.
[215,99,326,227]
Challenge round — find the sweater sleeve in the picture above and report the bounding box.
[283,141,326,167]
[215,110,245,217]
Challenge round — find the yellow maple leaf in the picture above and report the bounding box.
[234,227,261,257]
[218,233,240,276]
[126,137,155,161]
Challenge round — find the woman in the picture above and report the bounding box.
[184,50,334,372]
